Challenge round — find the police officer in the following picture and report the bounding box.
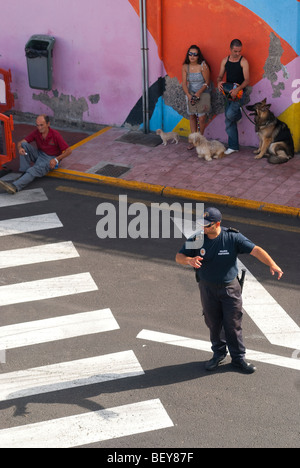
[176,207,283,373]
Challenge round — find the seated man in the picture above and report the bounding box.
[0,114,72,194]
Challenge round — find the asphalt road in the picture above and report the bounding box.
[0,176,299,450]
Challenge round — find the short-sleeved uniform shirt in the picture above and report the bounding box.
[179,227,255,284]
[25,128,69,157]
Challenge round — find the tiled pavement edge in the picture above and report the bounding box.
[4,123,300,217]
[47,126,300,218]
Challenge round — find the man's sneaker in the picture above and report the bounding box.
[232,359,256,374]
[0,180,17,194]
[205,354,227,371]
[224,148,238,155]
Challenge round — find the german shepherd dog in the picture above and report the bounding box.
[246,98,294,164]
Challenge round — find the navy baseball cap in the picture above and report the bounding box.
[203,207,222,226]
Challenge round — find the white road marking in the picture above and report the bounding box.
[0,272,98,306]
[238,259,300,350]
[0,350,144,402]
[137,330,300,371]
[0,188,48,207]
[0,308,119,350]
[0,213,63,237]
[0,192,175,447]
[137,330,212,352]
[0,399,173,448]
[0,241,79,269]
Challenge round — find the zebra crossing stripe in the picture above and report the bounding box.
[0,272,98,306]
[137,330,300,371]
[238,259,300,350]
[0,241,79,269]
[0,399,173,448]
[0,308,119,350]
[0,350,144,402]
[0,190,174,447]
[0,188,48,208]
[0,213,63,237]
[137,330,212,352]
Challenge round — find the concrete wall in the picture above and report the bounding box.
[0,0,299,149]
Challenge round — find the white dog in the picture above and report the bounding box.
[156,129,179,146]
[188,133,226,161]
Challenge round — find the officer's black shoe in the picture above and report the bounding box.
[205,355,227,371]
[232,359,256,374]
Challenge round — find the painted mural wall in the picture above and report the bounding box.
[128,0,300,150]
[0,0,299,150]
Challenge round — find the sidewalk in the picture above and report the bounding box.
[6,123,300,216]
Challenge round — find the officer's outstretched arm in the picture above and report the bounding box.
[250,246,283,280]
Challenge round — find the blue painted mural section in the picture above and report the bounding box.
[151,98,182,132]
[235,0,300,54]
[140,97,182,132]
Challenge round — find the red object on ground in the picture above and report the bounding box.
[0,68,16,170]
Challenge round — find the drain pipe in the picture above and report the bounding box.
[139,0,150,133]
[156,0,163,130]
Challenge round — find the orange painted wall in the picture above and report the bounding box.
[129,0,297,86]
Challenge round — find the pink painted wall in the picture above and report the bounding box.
[0,0,162,126]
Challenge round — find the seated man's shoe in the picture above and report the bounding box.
[0,180,17,194]
[205,354,227,371]
[232,359,256,374]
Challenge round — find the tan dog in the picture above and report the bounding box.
[188,133,226,161]
[156,129,179,146]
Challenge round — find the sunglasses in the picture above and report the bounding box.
[188,52,199,57]
[204,222,215,228]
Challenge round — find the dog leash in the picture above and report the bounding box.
[239,104,255,125]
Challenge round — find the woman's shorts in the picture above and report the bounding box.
[186,92,211,117]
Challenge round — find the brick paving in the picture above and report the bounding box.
[6,123,300,210]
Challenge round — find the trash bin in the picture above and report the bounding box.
[25,35,56,90]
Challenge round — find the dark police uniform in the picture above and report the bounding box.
[179,227,255,361]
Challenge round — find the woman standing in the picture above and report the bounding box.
[182,45,211,147]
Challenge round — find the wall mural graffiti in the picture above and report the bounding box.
[0,1,298,150]
[128,0,299,150]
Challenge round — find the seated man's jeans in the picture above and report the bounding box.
[14,141,54,192]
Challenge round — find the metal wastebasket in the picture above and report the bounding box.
[25,35,55,90]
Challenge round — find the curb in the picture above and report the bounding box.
[47,168,300,218]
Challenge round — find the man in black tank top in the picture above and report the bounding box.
[217,39,250,154]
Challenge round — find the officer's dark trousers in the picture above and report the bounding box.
[198,278,245,360]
